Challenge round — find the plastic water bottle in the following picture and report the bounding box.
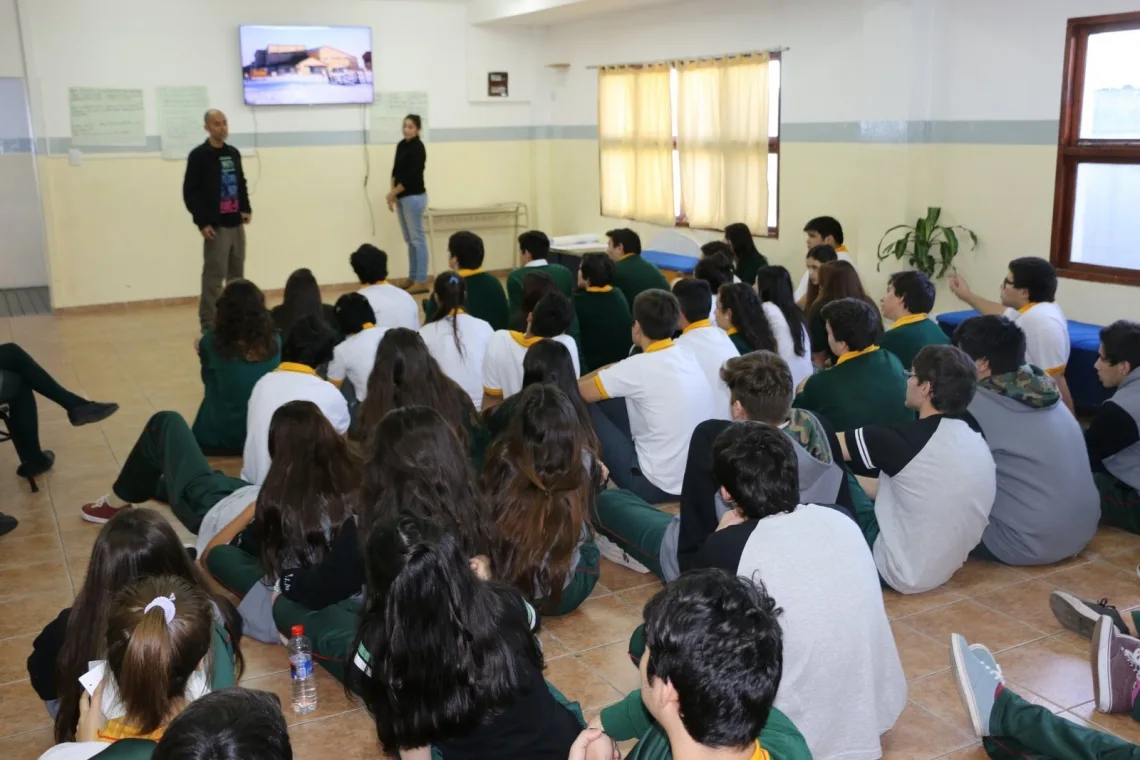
[288,624,317,714]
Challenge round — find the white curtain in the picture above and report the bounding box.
[597,65,675,225]
[676,55,770,231]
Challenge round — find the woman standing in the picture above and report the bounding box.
[387,114,429,295]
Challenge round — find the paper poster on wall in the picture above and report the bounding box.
[68,88,146,148]
[158,86,210,159]
[370,91,429,144]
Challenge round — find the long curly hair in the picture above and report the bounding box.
[718,283,778,353]
[213,280,277,362]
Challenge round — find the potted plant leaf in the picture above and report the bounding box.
[876,207,978,278]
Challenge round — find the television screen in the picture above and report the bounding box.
[240,25,373,106]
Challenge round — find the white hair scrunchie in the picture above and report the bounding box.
[143,594,177,625]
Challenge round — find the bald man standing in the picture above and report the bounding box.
[183,109,251,332]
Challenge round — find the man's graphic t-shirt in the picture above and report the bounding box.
[219,154,240,220]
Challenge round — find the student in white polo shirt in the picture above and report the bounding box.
[328,293,387,408]
[351,243,419,330]
[482,291,579,410]
[578,289,716,503]
[419,270,495,411]
[949,256,1073,412]
[672,277,736,420]
[241,316,350,485]
[796,216,852,305]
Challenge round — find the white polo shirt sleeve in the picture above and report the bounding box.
[322,385,352,434]
[1006,304,1069,376]
[595,355,642,401]
[327,343,349,387]
[555,335,582,377]
[482,332,510,398]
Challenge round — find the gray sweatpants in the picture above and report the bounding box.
[199,225,246,331]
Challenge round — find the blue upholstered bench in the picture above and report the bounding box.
[642,250,698,275]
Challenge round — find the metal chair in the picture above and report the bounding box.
[0,404,39,492]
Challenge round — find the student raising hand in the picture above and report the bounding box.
[568,728,620,760]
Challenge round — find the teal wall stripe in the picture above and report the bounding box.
[2,120,1063,156]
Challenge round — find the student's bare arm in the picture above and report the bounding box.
[1055,373,1076,414]
[200,502,256,564]
[838,432,853,461]
[856,474,879,500]
[948,275,1004,316]
[578,376,606,404]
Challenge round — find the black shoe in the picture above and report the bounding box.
[16,450,55,479]
[1050,590,1129,640]
[0,513,17,536]
[68,401,119,426]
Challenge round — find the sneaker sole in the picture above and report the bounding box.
[949,634,986,739]
[595,536,651,574]
[1050,590,1100,640]
[80,510,114,525]
[1093,616,1113,713]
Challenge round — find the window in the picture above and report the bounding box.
[1050,12,1140,285]
[598,52,781,236]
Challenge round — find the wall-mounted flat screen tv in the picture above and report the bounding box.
[240,25,373,106]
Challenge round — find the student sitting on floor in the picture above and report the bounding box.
[484,339,589,440]
[202,402,362,639]
[673,278,738,420]
[793,298,911,431]
[424,231,510,330]
[586,570,811,760]
[573,253,633,372]
[328,293,385,412]
[38,575,233,760]
[241,317,349,485]
[950,256,1074,412]
[724,222,769,286]
[419,271,496,411]
[350,514,583,760]
[953,315,1099,566]
[807,260,882,366]
[796,216,852,306]
[950,621,1140,759]
[1087,320,1140,534]
[878,270,950,368]
[508,230,574,319]
[192,280,280,456]
[482,291,580,410]
[153,688,291,760]
[694,250,736,323]
[716,282,778,356]
[507,270,584,356]
[269,268,337,336]
[29,509,242,742]
[755,266,814,390]
[482,384,601,616]
[840,345,996,594]
[350,243,419,330]
[579,290,715,504]
[608,228,670,306]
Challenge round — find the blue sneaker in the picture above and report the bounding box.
[950,634,1004,738]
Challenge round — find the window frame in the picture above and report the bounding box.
[1050,11,1140,286]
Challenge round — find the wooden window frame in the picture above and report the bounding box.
[1050,11,1140,286]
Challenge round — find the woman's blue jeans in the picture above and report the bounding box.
[396,193,429,283]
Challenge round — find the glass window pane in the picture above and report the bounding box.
[1070,162,1140,270]
[768,59,780,138]
[767,152,778,230]
[1080,28,1140,139]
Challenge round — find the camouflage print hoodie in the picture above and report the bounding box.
[977,364,1060,409]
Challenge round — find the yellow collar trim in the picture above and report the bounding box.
[836,345,880,365]
[276,362,318,376]
[834,245,849,253]
[646,338,674,353]
[509,331,543,348]
[751,741,769,760]
[889,313,928,330]
[448,308,467,315]
[361,322,375,330]
[619,253,637,261]
[365,281,387,286]
[682,319,712,334]
[1018,302,1038,314]
[99,719,166,743]
[457,268,484,277]
[726,327,739,336]
[586,285,613,293]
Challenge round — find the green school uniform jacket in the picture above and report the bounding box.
[424,270,511,331]
[574,286,633,371]
[793,346,913,432]
[728,329,754,355]
[192,331,281,453]
[601,690,811,760]
[878,313,951,369]
[614,254,670,307]
[735,253,768,287]
[507,262,576,319]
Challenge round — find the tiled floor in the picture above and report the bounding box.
[0,301,1138,759]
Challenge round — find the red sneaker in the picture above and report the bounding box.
[81,497,132,524]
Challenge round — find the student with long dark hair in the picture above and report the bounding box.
[716,283,778,356]
[194,279,281,455]
[38,575,223,759]
[799,244,839,313]
[482,384,601,615]
[808,260,882,365]
[420,271,495,411]
[269,268,336,334]
[724,222,769,286]
[485,339,597,443]
[29,509,242,743]
[755,265,813,389]
[350,514,583,760]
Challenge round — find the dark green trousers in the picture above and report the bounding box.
[541,540,600,616]
[1097,472,1140,535]
[591,488,670,581]
[853,477,881,548]
[112,411,248,533]
[274,596,362,684]
[985,688,1140,759]
[205,545,263,597]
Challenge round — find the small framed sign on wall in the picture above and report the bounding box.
[487,72,509,98]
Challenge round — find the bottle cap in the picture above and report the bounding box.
[291,625,304,637]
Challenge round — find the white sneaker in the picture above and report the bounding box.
[596,535,651,574]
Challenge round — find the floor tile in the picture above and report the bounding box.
[942,559,1032,596]
[908,671,975,735]
[997,636,1095,709]
[0,561,73,604]
[973,579,1064,635]
[0,589,72,640]
[237,637,290,681]
[1050,560,1140,611]
[287,709,378,760]
[880,703,975,759]
[0,727,54,760]
[884,587,965,620]
[1068,701,1140,742]
[239,667,360,727]
[892,621,951,681]
[0,680,53,739]
[598,559,656,593]
[0,534,63,572]
[577,641,642,695]
[904,600,1046,654]
[543,596,644,652]
[1084,526,1140,559]
[545,656,623,711]
[934,746,987,760]
[0,634,37,687]
[615,581,662,612]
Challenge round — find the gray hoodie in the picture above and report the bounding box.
[970,366,1100,565]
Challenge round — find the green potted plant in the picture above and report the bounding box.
[876,207,978,278]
